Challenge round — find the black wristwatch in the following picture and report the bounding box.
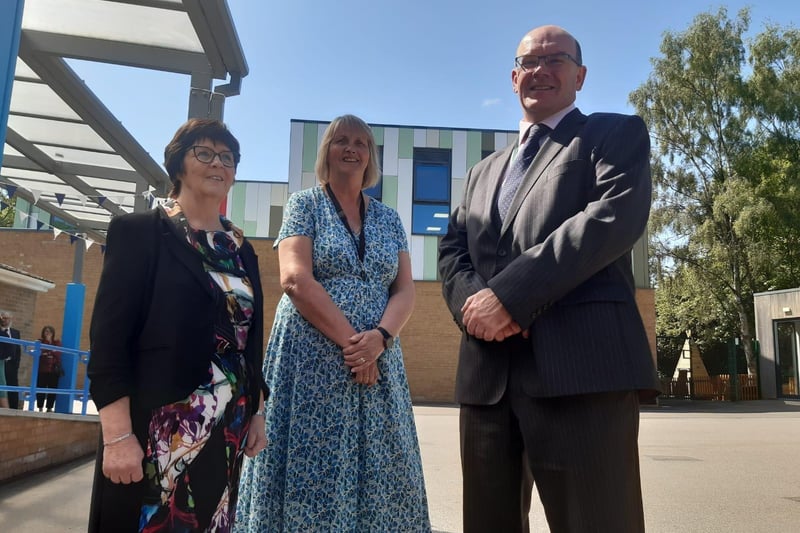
[376,326,394,350]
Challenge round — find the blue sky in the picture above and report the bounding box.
[69,0,797,183]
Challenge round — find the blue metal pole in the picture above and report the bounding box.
[0,0,25,166]
[56,283,86,413]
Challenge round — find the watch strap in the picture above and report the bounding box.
[376,326,392,349]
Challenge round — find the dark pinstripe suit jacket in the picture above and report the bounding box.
[439,108,660,405]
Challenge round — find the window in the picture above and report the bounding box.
[412,148,451,235]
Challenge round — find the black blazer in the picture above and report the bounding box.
[88,207,266,412]
[439,109,660,404]
[0,327,21,363]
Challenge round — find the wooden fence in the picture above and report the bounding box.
[660,374,759,401]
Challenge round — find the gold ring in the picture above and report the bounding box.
[359,357,366,364]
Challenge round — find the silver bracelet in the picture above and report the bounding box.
[253,409,266,417]
[103,432,133,447]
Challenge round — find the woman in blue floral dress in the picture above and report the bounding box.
[236,115,430,532]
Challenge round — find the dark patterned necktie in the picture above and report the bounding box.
[497,124,551,221]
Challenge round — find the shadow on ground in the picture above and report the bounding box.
[643,398,800,413]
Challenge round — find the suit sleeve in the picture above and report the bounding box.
[88,214,154,409]
[438,162,489,325]
[489,115,652,328]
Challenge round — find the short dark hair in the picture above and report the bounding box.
[574,38,583,66]
[163,118,241,198]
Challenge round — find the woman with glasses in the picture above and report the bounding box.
[87,118,268,533]
[235,115,430,532]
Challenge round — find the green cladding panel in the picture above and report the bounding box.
[381,175,398,209]
[438,129,452,149]
[423,235,440,280]
[466,131,482,169]
[243,220,258,237]
[229,184,247,227]
[372,126,384,145]
[398,128,414,159]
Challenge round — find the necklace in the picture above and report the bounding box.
[173,199,223,231]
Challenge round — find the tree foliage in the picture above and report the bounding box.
[0,195,15,227]
[632,8,800,374]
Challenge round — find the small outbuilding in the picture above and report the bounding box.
[753,288,800,399]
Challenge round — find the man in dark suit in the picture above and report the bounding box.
[438,25,660,532]
[1,310,22,409]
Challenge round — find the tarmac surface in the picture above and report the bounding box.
[1,399,799,532]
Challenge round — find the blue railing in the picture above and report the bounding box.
[0,336,92,415]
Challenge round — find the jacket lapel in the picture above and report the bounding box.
[157,209,216,299]
[500,109,587,235]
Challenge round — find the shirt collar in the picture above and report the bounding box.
[517,104,577,146]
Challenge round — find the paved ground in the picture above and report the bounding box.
[1,399,799,532]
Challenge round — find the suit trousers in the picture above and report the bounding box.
[5,358,20,409]
[460,386,644,533]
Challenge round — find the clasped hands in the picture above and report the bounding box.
[462,288,529,342]
[342,329,384,386]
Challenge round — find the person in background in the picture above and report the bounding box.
[438,25,660,533]
[0,310,21,409]
[87,118,268,533]
[236,114,430,532]
[36,325,62,412]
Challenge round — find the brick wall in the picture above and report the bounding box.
[0,283,38,337]
[0,410,99,483]
[0,230,656,406]
[0,230,104,352]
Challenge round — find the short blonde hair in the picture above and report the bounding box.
[315,114,381,189]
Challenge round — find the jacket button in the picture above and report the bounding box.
[498,249,507,257]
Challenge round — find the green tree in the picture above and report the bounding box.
[0,194,15,227]
[632,8,800,374]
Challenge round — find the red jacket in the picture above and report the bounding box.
[39,340,62,374]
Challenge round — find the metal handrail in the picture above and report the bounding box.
[0,336,92,415]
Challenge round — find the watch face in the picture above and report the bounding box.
[385,336,394,350]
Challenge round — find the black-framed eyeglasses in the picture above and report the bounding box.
[189,145,237,168]
[515,52,580,71]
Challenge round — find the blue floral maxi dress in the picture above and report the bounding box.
[235,187,430,532]
[138,204,257,532]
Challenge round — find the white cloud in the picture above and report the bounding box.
[481,98,501,107]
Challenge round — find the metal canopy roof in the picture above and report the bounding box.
[1,0,247,243]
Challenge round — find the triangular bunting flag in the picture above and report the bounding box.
[19,212,29,220]
[97,196,106,207]
[32,190,41,204]
[85,238,94,251]
[0,200,7,210]
[69,234,78,244]
[101,244,107,254]
[36,220,45,230]
[53,227,62,240]
[80,195,87,207]
[55,193,66,206]
[4,185,17,198]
